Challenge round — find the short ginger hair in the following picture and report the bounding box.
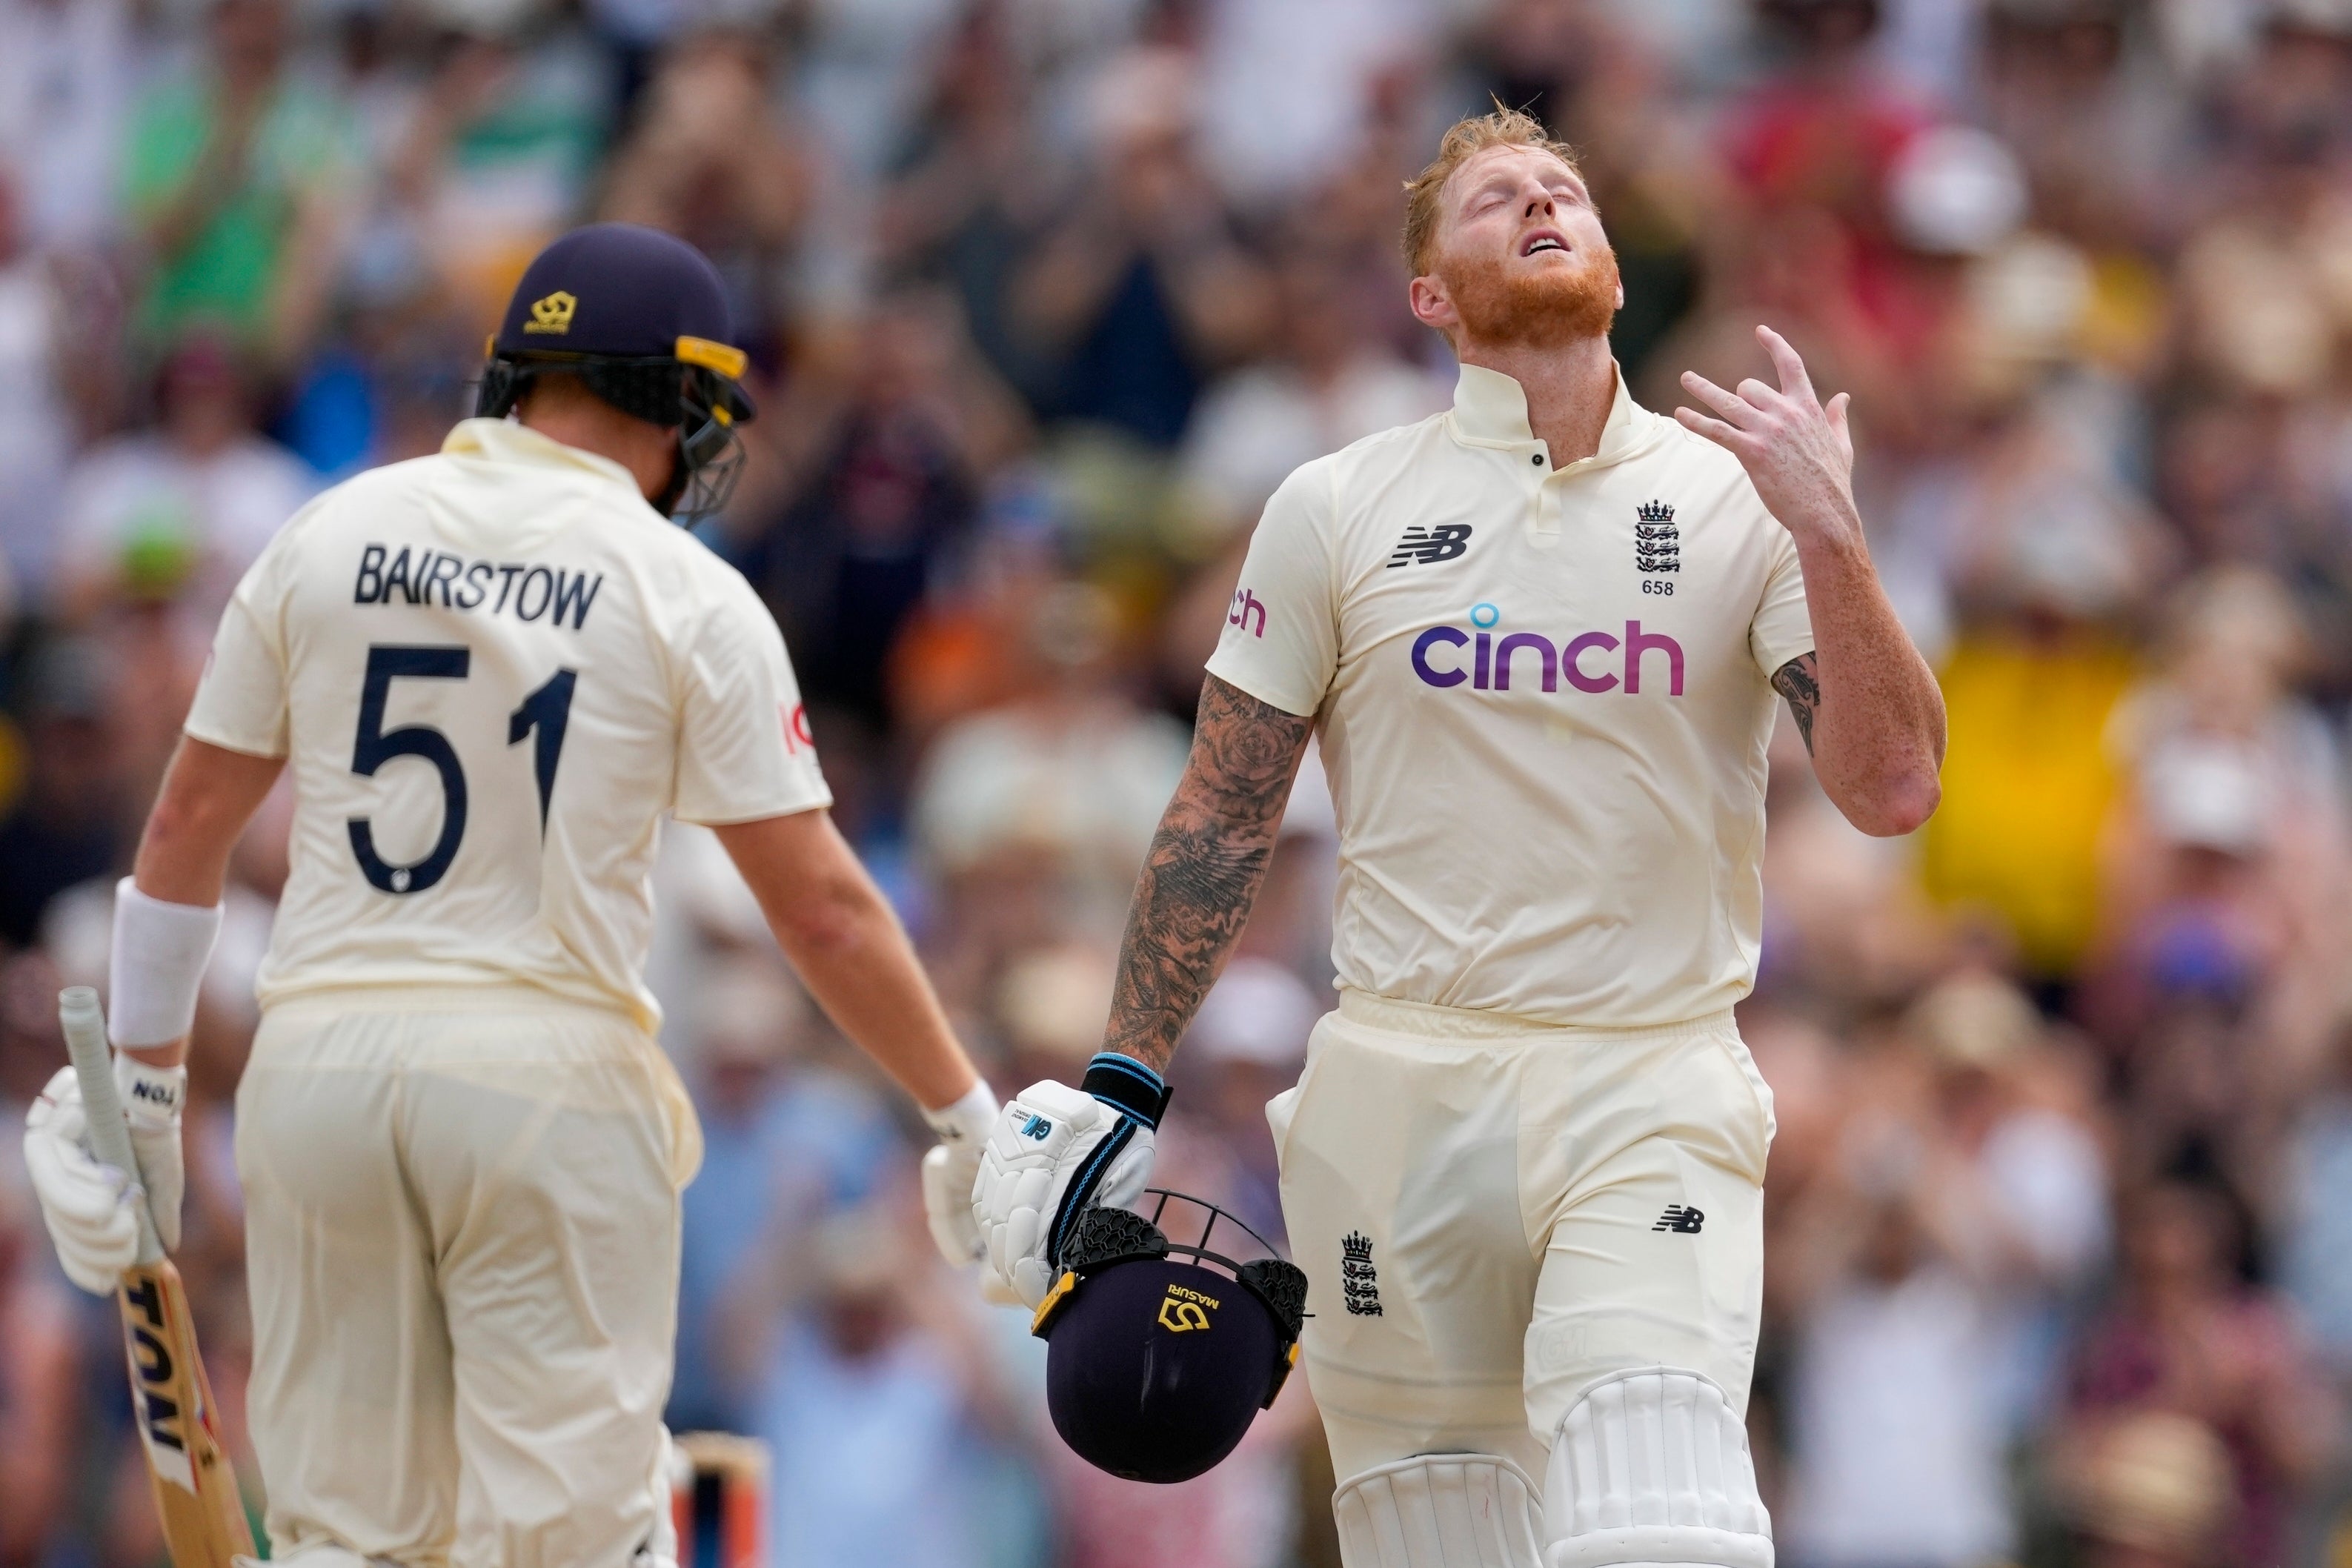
[1401,106,1583,277]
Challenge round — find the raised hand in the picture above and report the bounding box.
[1675,325,1862,550]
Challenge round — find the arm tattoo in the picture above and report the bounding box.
[1773,652,1821,755]
[1103,674,1312,1074]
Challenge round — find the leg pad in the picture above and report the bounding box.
[1543,1368,1773,1568]
[1333,1452,1546,1568]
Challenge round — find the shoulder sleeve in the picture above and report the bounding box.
[1203,459,1339,718]
[671,569,834,825]
[182,522,300,759]
[1749,522,1814,679]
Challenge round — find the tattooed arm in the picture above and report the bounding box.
[1773,637,1941,836]
[1103,674,1314,1074]
[1772,653,1821,756]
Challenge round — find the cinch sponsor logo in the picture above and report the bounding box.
[1411,616,1685,696]
[1228,588,1266,637]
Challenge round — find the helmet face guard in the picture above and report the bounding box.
[475,335,756,525]
[1030,1192,1311,1483]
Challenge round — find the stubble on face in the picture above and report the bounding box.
[1436,220,1621,351]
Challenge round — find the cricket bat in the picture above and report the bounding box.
[60,986,256,1568]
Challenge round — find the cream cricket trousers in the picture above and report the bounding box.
[235,987,703,1568]
[1271,990,1775,1484]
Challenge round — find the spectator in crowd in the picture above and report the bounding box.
[1773,973,2106,1568]
[2067,1182,2337,1568]
[727,288,1006,726]
[601,28,813,334]
[0,169,78,606]
[1176,245,1448,546]
[2057,1409,2240,1568]
[51,332,313,625]
[388,16,608,321]
[0,640,124,951]
[2281,1020,2352,1381]
[909,579,1188,946]
[120,0,356,364]
[0,0,135,255]
[670,959,898,1436]
[760,1202,1042,1568]
[1007,44,1270,446]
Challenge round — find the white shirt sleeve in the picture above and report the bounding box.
[1748,525,1814,679]
[183,529,296,759]
[670,571,833,825]
[1203,459,1339,718]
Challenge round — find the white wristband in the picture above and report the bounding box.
[923,1079,997,1147]
[108,878,223,1049]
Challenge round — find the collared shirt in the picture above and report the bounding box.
[185,418,830,1028]
[1206,364,1813,1026]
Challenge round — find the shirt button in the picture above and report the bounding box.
[1532,454,1545,466]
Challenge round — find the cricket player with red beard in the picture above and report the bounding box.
[973,110,1946,1567]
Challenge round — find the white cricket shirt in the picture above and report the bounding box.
[185,418,831,1028]
[1206,364,1813,1026]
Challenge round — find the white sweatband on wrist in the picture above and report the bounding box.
[108,877,224,1049]
[925,1079,997,1146]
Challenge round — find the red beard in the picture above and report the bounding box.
[1441,239,1620,348]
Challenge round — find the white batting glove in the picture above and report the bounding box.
[920,1079,998,1267]
[972,1053,1169,1308]
[21,1055,185,1294]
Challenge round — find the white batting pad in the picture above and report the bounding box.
[1332,1452,1545,1568]
[1544,1369,1773,1568]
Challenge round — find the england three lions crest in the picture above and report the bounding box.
[1635,499,1679,574]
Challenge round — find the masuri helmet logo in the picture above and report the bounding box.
[1157,1285,1216,1332]
[524,291,577,334]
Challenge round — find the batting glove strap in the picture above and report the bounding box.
[1043,1055,1168,1271]
[1078,1053,1170,1128]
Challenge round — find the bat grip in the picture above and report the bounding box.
[59,986,163,1265]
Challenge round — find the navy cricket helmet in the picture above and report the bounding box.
[1032,1191,1309,1484]
[476,223,756,522]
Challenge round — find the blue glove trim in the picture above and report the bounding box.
[1081,1052,1170,1129]
[1048,1115,1135,1267]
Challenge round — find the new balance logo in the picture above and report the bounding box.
[1341,1232,1383,1315]
[1652,1204,1704,1234]
[1387,524,1473,568]
[1635,500,1679,574]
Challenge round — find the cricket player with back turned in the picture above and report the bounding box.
[20,224,1000,1568]
[974,109,1947,1567]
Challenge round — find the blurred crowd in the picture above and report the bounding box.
[2,0,2352,1564]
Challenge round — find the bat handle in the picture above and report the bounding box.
[59,986,164,1265]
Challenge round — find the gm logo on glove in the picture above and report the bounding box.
[1020,1114,1053,1140]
